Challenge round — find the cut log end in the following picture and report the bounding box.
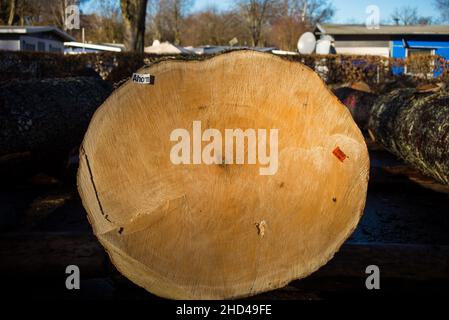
[78,51,369,299]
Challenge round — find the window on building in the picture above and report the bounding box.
[49,44,62,52]
[37,41,46,52]
[406,48,434,76]
[22,41,36,52]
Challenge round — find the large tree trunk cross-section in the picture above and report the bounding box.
[78,51,369,299]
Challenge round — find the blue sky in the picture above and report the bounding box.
[331,0,437,23]
[191,0,233,12]
[190,0,438,23]
[83,0,439,24]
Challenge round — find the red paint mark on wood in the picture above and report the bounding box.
[344,95,357,111]
[332,147,347,162]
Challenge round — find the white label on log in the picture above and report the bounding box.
[132,73,155,85]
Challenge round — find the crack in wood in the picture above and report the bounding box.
[82,147,108,221]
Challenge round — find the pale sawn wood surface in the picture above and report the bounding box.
[77,50,369,299]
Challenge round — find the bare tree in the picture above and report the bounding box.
[266,0,333,50]
[0,0,17,25]
[417,16,432,25]
[303,0,334,24]
[82,0,124,44]
[48,0,70,29]
[238,0,281,47]
[0,1,5,23]
[150,0,191,45]
[7,0,16,25]
[7,0,45,25]
[149,0,163,40]
[280,0,334,25]
[0,0,26,25]
[181,8,249,46]
[169,0,187,45]
[434,0,449,22]
[1,0,88,28]
[121,0,149,52]
[266,15,306,50]
[391,6,419,25]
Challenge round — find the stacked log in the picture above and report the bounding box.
[0,77,112,180]
[333,87,378,130]
[335,86,449,185]
[369,88,449,185]
[78,50,369,299]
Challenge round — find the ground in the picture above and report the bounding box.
[1,148,449,300]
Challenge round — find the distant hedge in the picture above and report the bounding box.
[0,50,447,90]
[285,54,449,87]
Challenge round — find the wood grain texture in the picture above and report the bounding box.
[77,50,369,299]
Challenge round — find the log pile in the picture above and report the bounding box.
[335,86,449,185]
[333,86,378,131]
[78,51,369,299]
[0,77,112,180]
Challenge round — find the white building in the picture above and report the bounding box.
[314,23,449,58]
[0,26,75,53]
[64,42,125,54]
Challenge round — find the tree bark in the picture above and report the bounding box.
[7,0,16,25]
[335,87,449,186]
[78,51,369,299]
[369,88,449,185]
[120,0,148,52]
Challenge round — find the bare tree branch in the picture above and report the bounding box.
[434,0,449,22]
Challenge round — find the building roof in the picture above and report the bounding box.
[315,23,449,36]
[187,45,277,55]
[0,26,75,41]
[101,43,125,50]
[64,41,123,52]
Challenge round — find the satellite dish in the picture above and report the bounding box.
[297,32,316,54]
[316,39,331,55]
